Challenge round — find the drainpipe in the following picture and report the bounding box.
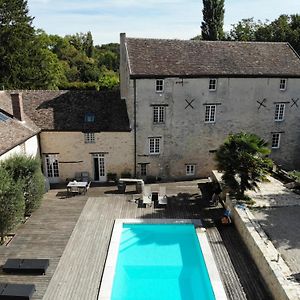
[134,79,137,178]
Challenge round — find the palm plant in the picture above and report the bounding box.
[215,132,272,199]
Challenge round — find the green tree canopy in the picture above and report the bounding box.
[229,14,300,55]
[215,132,272,198]
[201,0,225,40]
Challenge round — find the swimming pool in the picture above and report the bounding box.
[98,219,227,300]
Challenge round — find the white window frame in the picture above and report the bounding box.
[274,103,285,121]
[156,79,164,93]
[153,106,165,124]
[149,137,161,155]
[209,78,217,91]
[205,105,216,123]
[271,133,281,149]
[186,164,195,176]
[279,79,287,91]
[84,132,95,144]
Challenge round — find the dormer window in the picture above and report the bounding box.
[280,79,287,91]
[156,79,164,93]
[209,79,217,91]
[84,112,95,123]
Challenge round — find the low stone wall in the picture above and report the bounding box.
[211,170,300,300]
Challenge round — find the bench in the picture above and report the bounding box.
[3,259,49,275]
[0,283,35,300]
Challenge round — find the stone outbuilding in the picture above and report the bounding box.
[0,92,40,161]
[0,90,134,184]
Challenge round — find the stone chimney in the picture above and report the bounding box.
[11,93,25,121]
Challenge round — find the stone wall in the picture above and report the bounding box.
[40,131,134,182]
[212,170,300,300]
[129,77,300,179]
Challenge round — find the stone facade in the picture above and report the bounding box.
[120,35,300,180]
[40,131,134,183]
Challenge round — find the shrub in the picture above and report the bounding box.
[2,155,45,216]
[107,173,117,182]
[121,171,131,178]
[0,167,24,244]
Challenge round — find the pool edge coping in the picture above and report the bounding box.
[98,218,227,300]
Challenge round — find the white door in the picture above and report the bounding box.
[92,154,107,182]
[44,154,60,184]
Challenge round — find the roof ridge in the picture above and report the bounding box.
[126,37,288,45]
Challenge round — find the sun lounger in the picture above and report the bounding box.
[158,186,167,205]
[142,186,152,207]
[3,259,49,275]
[0,283,35,300]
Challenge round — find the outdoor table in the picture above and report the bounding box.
[67,181,88,194]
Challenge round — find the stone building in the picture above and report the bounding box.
[120,33,300,179]
[0,92,40,161]
[22,90,134,183]
[0,90,134,184]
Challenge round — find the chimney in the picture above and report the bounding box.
[11,93,25,121]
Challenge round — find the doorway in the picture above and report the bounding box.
[92,153,106,182]
[44,154,60,184]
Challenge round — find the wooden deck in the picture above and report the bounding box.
[0,185,271,300]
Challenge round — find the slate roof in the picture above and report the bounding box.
[21,90,131,132]
[125,38,300,78]
[0,92,40,156]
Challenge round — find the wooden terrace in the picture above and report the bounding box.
[0,182,271,299]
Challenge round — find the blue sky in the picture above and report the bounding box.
[28,0,300,45]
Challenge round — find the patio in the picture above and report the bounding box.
[0,181,271,299]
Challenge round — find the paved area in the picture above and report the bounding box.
[0,180,271,299]
[248,176,300,282]
[247,176,300,207]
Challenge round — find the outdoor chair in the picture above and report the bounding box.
[3,259,49,275]
[81,171,91,182]
[142,186,152,207]
[158,186,167,205]
[0,282,36,300]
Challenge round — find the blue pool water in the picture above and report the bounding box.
[111,224,216,300]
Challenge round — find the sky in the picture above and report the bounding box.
[28,0,300,46]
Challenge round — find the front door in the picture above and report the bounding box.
[44,154,60,184]
[93,154,106,182]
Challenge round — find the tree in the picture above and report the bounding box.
[215,132,272,198]
[201,0,225,40]
[0,167,24,243]
[2,155,45,216]
[229,18,258,41]
[230,14,300,56]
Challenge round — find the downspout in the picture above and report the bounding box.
[133,79,137,177]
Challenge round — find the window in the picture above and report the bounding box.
[84,132,95,143]
[274,103,285,121]
[280,79,287,91]
[209,79,217,91]
[149,137,161,154]
[186,165,195,176]
[271,133,281,149]
[153,106,165,124]
[205,105,216,123]
[84,112,95,123]
[140,164,147,176]
[156,79,164,92]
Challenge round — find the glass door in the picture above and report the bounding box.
[44,154,60,183]
[92,154,106,182]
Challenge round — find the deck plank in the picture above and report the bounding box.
[0,185,271,300]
